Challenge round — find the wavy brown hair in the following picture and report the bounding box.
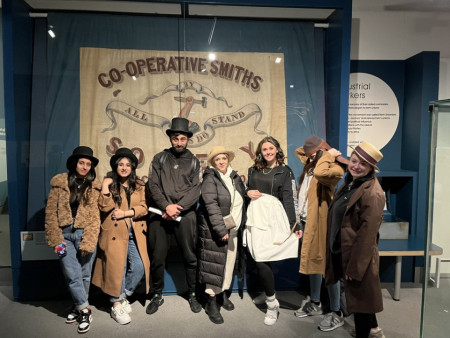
[253,136,285,170]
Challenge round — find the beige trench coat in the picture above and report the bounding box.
[296,148,345,275]
[92,181,150,298]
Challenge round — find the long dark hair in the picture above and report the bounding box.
[254,136,285,170]
[67,160,96,205]
[106,156,138,207]
[298,150,323,187]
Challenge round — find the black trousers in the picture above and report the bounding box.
[148,210,198,294]
[354,313,378,338]
[255,261,276,297]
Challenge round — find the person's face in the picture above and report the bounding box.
[170,134,189,153]
[117,158,132,178]
[261,142,277,165]
[308,152,317,162]
[75,158,92,178]
[348,153,372,179]
[213,154,229,174]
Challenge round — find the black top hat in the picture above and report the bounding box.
[109,148,138,169]
[66,146,99,170]
[165,118,193,138]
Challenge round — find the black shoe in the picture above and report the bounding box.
[146,294,164,315]
[77,308,92,334]
[205,296,224,324]
[66,306,80,324]
[221,292,235,311]
[189,292,202,313]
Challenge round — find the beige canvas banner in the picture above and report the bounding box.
[80,48,287,182]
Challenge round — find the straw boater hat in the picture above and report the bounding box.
[66,146,99,170]
[207,146,235,166]
[165,117,193,138]
[298,135,349,165]
[351,141,383,172]
[109,147,138,169]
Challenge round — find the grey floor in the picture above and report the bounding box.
[0,266,427,338]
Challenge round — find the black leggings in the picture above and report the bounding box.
[354,313,378,338]
[255,262,275,297]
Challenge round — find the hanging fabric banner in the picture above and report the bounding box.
[80,48,287,181]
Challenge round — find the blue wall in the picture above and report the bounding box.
[3,0,352,300]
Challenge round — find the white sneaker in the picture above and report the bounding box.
[264,299,279,326]
[252,292,267,305]
[111,303,131,325]
[121,298,132,314]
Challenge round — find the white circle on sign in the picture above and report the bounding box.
[347,72,399,156]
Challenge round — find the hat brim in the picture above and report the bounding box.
[110,153,138,169]
[66,154,99,170]
[166,129,193,138]
[208,151,235,166]
[350,146,380,172]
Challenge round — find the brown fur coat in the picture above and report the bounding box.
[45,173,101,253]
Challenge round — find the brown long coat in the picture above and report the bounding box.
[92,181,150,298]
[296,148,345,275]
[325,176,385,314]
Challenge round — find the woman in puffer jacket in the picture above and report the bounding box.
[45,146,101,334]
[197,146,246,324]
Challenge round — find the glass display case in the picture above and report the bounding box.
[422,99,450,337]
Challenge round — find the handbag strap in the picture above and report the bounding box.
[273,221,299,245]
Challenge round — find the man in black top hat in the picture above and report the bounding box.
[145,117,202,315]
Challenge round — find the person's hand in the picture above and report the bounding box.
[345,274,353,281]
[295,230,303,239]
[53,241,67,254]
[102,177,113,192]
[328,148,341,158]
[247,190,262,200]
[221,234,229,242]
[111,208,126,220]
[166,204,183,218]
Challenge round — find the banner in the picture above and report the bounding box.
[80,48,287,182]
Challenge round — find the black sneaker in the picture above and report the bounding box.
[66,307,80,324]
[189,292,202,313]
[146,294,164,315]
[77,308,92,334]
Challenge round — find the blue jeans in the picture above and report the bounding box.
[110,231,144,303]
[60,224,96,311]
[327,280,340,312]
[309,273,322,302]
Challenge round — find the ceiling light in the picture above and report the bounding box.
[275,57,282,63]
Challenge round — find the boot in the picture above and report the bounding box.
[205,296,224,324]
[220,291,235,311]
[264,298,279,326]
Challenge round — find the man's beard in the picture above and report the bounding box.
[173,145,187,153]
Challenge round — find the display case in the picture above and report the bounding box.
[422,99,450,337]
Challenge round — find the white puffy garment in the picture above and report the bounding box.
[246,194,299,262]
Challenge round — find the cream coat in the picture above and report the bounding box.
[45,173,101,253]
[92,181,150,297]
[296,148,345,275]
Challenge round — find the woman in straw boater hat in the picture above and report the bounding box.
[92,148,150,325]
[293,136,348,324]
[197,146,246,324]
[45,146,101,334]
[324,141,385,337]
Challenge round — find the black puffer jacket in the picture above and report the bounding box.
[197,166,247,288]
